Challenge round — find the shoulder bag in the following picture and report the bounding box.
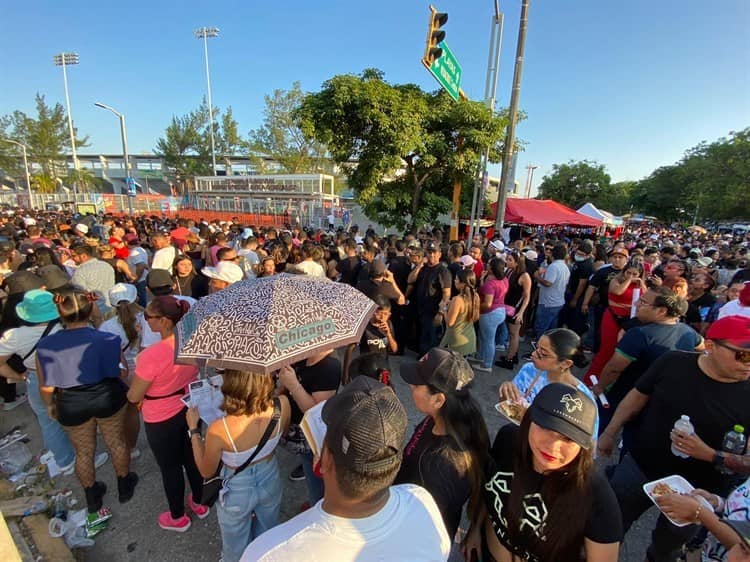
[201,397,281,507]
[6,320,59,376]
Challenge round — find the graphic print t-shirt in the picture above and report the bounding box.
[484,425,622,561]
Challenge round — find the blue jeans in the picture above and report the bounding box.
[418,312,443,355]
[534,304,562,339]
[217,455,282,562]
[26,370,75,466]
[495,320,509,349]
[478,307,506,368]
[135,280,147,307]
[301,450,324,505]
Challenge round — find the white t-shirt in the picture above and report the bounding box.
[98,315,142,367]
[240,484,450,562]
[128,246,149,283]
[292,260,326,278]
[0,323,63,370]
[538,259,570,308]
[137,295,196,349]
[718,299,750,319]
[151,246,176,271]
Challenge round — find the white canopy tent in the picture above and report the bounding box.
[577,202,623,226]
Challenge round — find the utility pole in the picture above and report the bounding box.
[468,2,504,243]
[53,52,80,196]
[195,27,219,176]
[494,0,530,232]
[524,163,538,198]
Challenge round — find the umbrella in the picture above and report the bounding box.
[174,273,377,373]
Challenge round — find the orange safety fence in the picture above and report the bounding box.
[109,207,288,227]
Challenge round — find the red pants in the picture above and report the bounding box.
[584,308,628,386]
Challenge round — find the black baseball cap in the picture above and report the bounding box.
[529,383,597,449]
[400,347,474,394]
[147,268,173,289]
[37,265,72,291]
[321,376,406,473]
[425,241,439,252]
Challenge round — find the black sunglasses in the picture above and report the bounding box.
[715,341,750,364]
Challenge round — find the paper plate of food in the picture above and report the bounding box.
[642,475,713,527]
[494,399,530,426]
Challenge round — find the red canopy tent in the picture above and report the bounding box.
[490,199,603,227]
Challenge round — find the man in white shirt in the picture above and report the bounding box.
[126,236,149,306]
[150,232,176,271]
[533,242,571,337]
[718,282,750,320]
[240,377,450,562]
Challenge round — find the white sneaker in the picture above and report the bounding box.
[3,394,28,411]
[474,365,492,373]
[495,345,507,352]
[94,452,109,469]
[59,458,76,476]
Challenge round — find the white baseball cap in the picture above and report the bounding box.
[75,224,89,235]
[523,250,538,261]
[201,262,244,284]
[109,283,138,305]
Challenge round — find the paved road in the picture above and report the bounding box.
[1,344,657,561]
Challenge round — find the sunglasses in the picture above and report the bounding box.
[715,341,750,364]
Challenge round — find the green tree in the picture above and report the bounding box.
[537,160,611,209]
[216,107,247,175]
[296,69,508,231]
[154,109,211,187]
[0,94,88,184]
[248,82,329,174]
[630,128,750,222]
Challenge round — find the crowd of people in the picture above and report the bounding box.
[0,207,748,562]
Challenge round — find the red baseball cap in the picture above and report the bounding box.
[706,316,750,349]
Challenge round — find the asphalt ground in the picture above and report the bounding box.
[0,342,658,562]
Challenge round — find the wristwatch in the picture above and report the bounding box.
[188,427,201,439]
[712,451,725,467]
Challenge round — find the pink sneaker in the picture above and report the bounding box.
[158,512,191,532]
[187,494,210,520]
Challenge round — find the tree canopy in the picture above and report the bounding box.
[0,94,88,187]
[296,69,509,231]
[537,160,612,211]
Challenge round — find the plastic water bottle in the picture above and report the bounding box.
[671,415,694,458]
[719,425,747,474]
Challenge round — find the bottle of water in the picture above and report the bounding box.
[671,415,694,458]
[719,425,746,474]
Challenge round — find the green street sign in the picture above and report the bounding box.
[424,41,462,101]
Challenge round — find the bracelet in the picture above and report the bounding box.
[693,503,702,523]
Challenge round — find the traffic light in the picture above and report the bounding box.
[423,5,448,67]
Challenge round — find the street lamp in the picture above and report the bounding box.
[194,26,219,176]
[94,102,133,215]
[0,139,32,205]
[524,164,538,198]
[53,52,80,196]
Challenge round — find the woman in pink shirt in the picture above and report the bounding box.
[128,296,206,532]
[475,257,509,372]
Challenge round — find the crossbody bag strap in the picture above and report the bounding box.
[22,319,59,361]
[229,397,281,479]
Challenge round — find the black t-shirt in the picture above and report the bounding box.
[686,292,717,325]
[629,351,750,494]
[359,321,393,354]
[355,278,400,303]
[415,263,452,315]
[484,425,622,562]
[567,257,594,295]
[336,256,362,286]
[290,355,341,424]
[394,417,469,540]
[587,264,621,305]
[608,322,703,403]
[387,255,411,293]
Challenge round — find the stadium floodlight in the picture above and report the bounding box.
[194,27,220,176]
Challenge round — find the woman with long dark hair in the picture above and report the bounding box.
[172,255,208,299]
[475,257,509,373]
[36,289,138,515]
[464,383,622,562]
[496,250,532,369]
[440,269,480,357]
[127,296,205,532]
[397,348,489,542]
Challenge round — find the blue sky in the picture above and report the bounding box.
[1,0,748,197]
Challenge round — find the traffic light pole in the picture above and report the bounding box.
[468,6,504,243]
[494,0,530,233]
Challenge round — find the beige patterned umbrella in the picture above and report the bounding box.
[174,273,376,373]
